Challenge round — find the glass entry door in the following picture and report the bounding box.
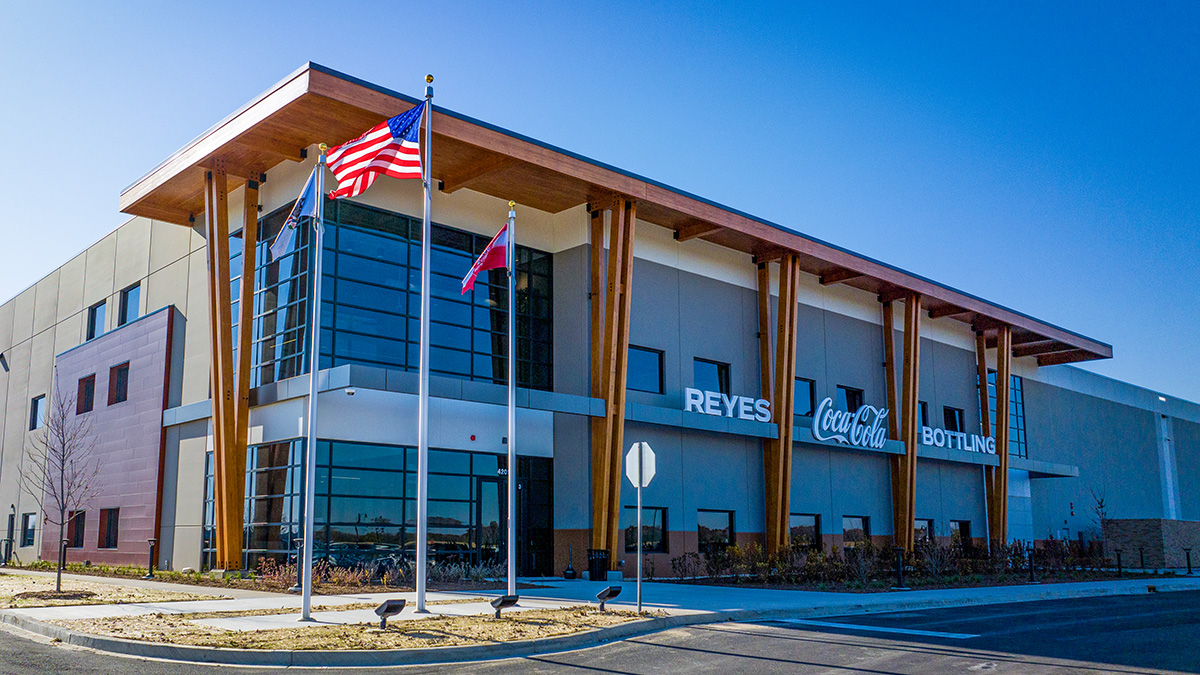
[476,477,505,565]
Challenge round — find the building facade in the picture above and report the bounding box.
[1,63,1197,575]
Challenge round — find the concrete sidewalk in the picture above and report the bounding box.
[1,567,284,599]
[4,571,1200,667]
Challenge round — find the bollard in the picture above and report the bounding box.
[894,547,907,589]
[142,539,157,579]
[289,538,304,593]
[1116,549,1123,578]
[1185,548,1193,575]
[1029,546,1036,583]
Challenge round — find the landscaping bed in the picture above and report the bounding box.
[50,606,646,650]
[0,571,227,608]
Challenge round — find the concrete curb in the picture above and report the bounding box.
[4,578,1199,667]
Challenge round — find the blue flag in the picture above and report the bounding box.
[269,166,320,260]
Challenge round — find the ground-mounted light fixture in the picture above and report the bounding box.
[596,585,622,611]
[375,599,406,629]
[491,594,519,618]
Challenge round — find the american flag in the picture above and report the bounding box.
[326,101,426,199]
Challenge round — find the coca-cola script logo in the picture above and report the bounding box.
[810,397,889,450]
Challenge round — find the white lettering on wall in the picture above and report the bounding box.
[683,388,772,423]
[810,397,889,450]
[920,426,996,454]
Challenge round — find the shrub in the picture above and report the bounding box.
[670,552,702,579]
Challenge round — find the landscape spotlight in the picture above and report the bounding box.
[596,586,622,611]
[491,594,519,618]
[375,599,406,629]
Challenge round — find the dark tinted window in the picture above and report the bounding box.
[842,515,869,548]
[20,513,35,547]
[943,406,964,433]
[836,386,864,412]
[697,509,734,554]
[87,302,106,340]
[118,284,140,326]
[99,508,120,549]
[919,401,929,427]
[693,359,730,395]
[67,511,85,548]
[109,363,129,405]
[627,346,664,394]
[789,513,820,549]
[29,395,45,430]
[624,506,667,553]
[77,375,95,414]
[794,378,815,417]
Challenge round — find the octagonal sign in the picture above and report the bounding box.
[625,442,656,488]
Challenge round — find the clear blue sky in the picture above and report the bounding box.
[1,2,1196,402]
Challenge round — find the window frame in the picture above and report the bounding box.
[108,362,130,405]
[915,518,935,543]
[66,510,86,548]
[794,378,816,418]
[623,505,668,553]
[77,375,96,415]
[29,395,46,431]
[86,301,106,340]
[788,513,821,550]
[842,515,870,548]
[943,406,965,433]
[696,509,735,555]
[693,358,731,396]
[99,508,120,549]
[118,283,140,327]
[20,513,35,547]
[626,345,665,395]
[836,385,865,412]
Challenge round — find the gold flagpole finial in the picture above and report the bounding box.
[318,143,328,153]
[426,74,434,83]
[508,200,516,209]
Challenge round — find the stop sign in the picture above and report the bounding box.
[625,442,656,488]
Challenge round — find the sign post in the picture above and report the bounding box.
[625,442,656,613]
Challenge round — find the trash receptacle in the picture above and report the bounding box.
[587,548,610,581]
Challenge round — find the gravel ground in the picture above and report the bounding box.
[51,606,648,650]
[0,571,227,608]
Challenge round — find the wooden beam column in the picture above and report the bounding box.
[756,262,772,401]
[988,325,1013,548]
[893,294,922,550]
[764,254,800,553]
[203,163,240,570]
[229,180,258,565]
[590,196,637,565]
[882,299,903,546]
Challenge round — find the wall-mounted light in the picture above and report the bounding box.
[1158,396,1167,402]
[345,388,356,396]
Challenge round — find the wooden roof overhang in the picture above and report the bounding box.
[120,63,1112,366]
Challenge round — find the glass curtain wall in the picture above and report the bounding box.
[251,199,553,390]
[986,372,1028,458]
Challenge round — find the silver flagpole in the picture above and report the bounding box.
[300,152,327,622]
[506,201,517,598]
[416,76,434,612]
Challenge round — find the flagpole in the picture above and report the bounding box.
[416,75,434,613]
[300,147,328,622]
[506,201,517,598]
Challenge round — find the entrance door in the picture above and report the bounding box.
[475,477,504,566]
[4,514,13,564]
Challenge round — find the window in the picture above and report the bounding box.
[86,301,106,340]
[842,516,869,548]
[118,284,140,326]
[66,510,85,548]
[693,358,730,395]
[20,513,35,547]
[915,519,934,543]
[99,508,120,549]
[918,401,929,427]
[251,201,554,391]
[623,506,667,553]
[108,363,130,405]
[836,386,864,412]
[950,520,972,548]
[794,378,816,417]
[627,346,664,394]
[29,395,46,430]
[986,372,1028,458]
[697,510,734,554]
[789,513,820,550]
[943,407,964,433]
[77,375,96,414]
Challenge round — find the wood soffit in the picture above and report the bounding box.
[118,62,1113,364]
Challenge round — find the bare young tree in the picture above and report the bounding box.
[18,382,99,592]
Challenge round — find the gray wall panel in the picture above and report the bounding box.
[1173,418,1200,521]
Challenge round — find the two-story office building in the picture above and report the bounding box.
[1,63,1197,575]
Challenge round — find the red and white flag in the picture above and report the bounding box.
[326,101,425,200]
[461,224,509,294]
